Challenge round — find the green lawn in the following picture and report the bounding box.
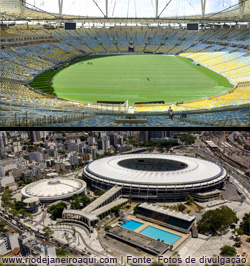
[43,55,233,104]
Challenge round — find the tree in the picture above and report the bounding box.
[111,205,122,216]
[56,247,68,257]
[17,180,24,187]
[185,195,194,205]
[1,188,12,204]
[239,212,250,235]
[81,194,91,207]
[0,221,8,233]
[128,137,140,147]
[197,206,238,235]
[176,203,186,212]
[235,228,244,236]
[71,194,91,209]
[234,235,242,247]
[147,147,154,152]
[80,136,87,142]
[158,146,165,153]
[48,202,67,219]
[94,190,105,196]
[133,204,139,214]
[128,194,133,201]
[23,155,29,161]
[19,209,30,218]
[220,245,237,257]
[182,134,195,145]
[104,225,111,231]
[9,209,19,217]
[43,226,53,235]
[70,200,81,210]
[14,201,27,211]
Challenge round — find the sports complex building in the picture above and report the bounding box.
[62,153,214,253]
[0,0,250,127]
[83,154,227,200]
[21,177,87,203]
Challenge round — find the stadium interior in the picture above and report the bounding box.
[0,0,249,127]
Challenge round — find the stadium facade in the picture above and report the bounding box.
[83,154,227,201]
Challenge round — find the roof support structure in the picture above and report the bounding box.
[112,1,116,16]
[20,0,26,18]
[157,0,173,18]
[92,0,106,17]
[156,0,159,18]
[201,0,206,19]
[58,0,63,18]
[106,0,108,17]
[238,0,246,19]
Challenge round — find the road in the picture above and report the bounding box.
[0,213,85,256]
[0,215,23,234]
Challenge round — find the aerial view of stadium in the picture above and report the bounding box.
[83,153,227,200]
[0,0,249,127]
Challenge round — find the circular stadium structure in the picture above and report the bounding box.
[83,154,227,200]
[21,177,86,203]
[0,0,249,127]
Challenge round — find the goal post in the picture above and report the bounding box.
[120,100,129,112]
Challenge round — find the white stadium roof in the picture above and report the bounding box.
[23,197,40,204]
[86,154,224,185]
[21,177,86,201]
[0,0,249,22]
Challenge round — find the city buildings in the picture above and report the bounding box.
[0,131,249,263]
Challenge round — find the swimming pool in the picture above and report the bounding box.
[140,226,181,245]
[121,219,143,230]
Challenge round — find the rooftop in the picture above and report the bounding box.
[195,189,221,196]
[82,186,122,213]
[86,154,224,185]
[139,202,195,222]
[107,226,169,255]
[21,177,86,200]
[63,186,126,222]
[91,198,128,216]
[206,141,219,148]
[23,197,39,204]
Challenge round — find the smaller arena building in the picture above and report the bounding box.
[21,177,86,203]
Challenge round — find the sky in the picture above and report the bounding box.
[27,0,239,18]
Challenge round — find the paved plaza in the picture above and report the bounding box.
[178,200,250,264]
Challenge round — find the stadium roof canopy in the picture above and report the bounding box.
[86,154,225,185]
[0,0,249,23]
[21,177,86,202]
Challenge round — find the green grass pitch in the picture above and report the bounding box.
[44,55,234,104]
